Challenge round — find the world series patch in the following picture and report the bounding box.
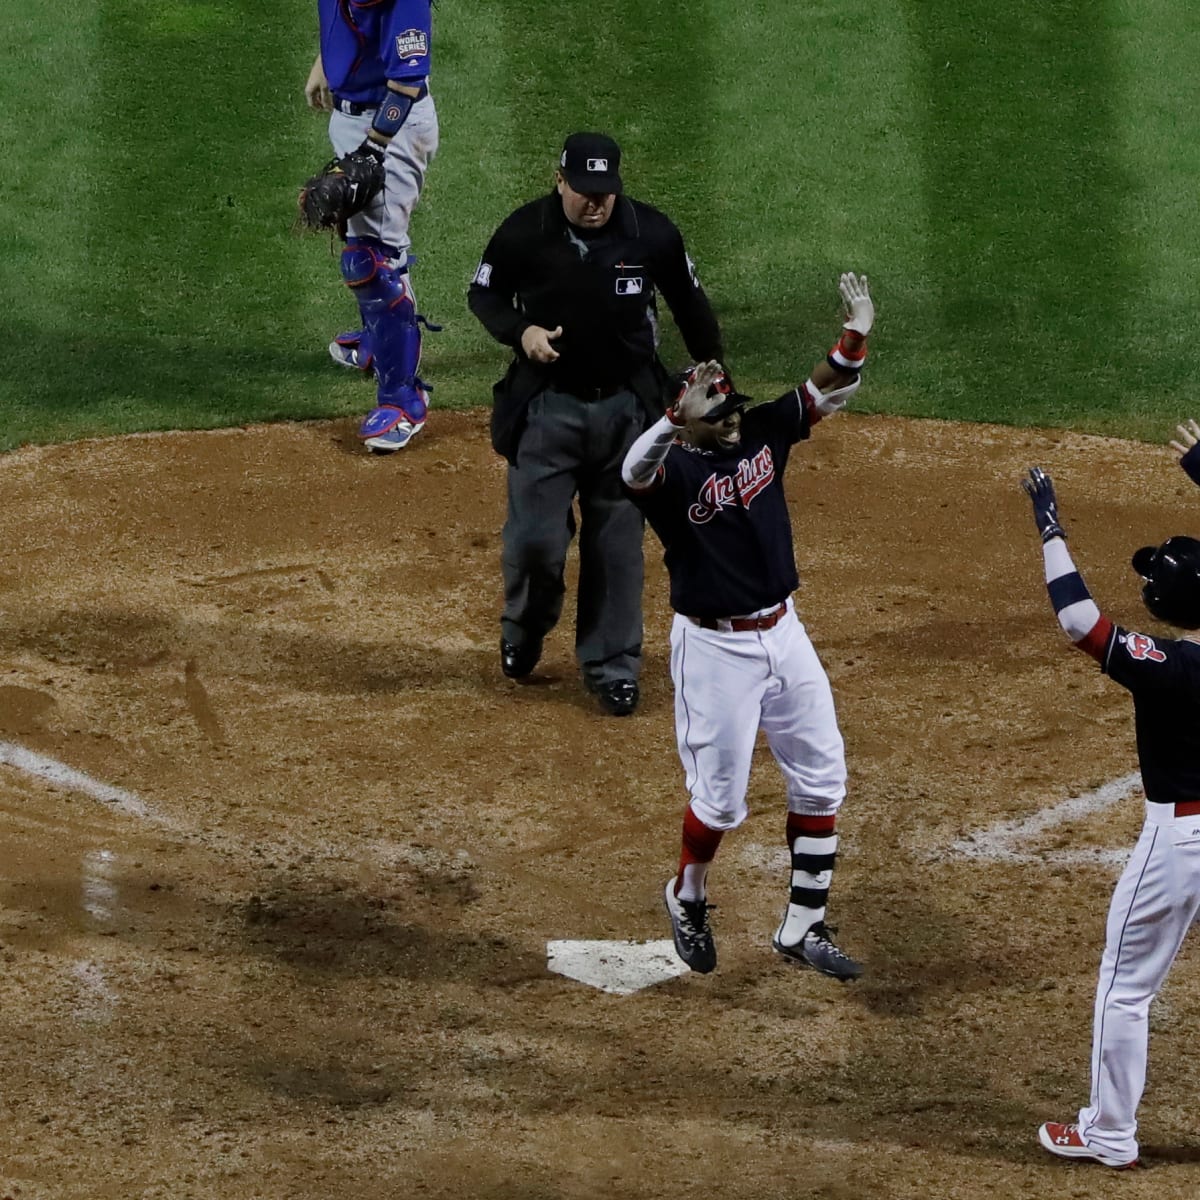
[395,29,429,59]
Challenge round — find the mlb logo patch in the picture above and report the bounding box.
[615,277,643,295]
[395,28,429,58]
[473,261,493,287]
[587,158,608,172]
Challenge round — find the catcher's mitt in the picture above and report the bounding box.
[298,144,385,230]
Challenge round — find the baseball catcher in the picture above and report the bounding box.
[300,0,440,453]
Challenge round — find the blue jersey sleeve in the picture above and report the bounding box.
[380,0,432,81]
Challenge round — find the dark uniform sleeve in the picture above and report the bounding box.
[1103,627,1194,693]
[467,216,531,350]
[650,220,723,363]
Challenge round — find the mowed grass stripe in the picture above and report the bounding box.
[700,2,928,400]
[899,1,1139,429]
[7,0,368,448]
[1110,1,1200,440]
[0,2,104,435]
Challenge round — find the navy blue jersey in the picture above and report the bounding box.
[630,390,810,618]
[1097,625,1200,803]
[319,0,432,104]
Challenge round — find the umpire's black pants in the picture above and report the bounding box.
[501,386,646,687]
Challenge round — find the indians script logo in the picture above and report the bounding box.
[395,29,429,59]
[688,446,775,524]
[1124,632,1167,663]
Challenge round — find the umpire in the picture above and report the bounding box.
[468,132,723,716]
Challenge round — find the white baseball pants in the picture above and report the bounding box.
[669,600,846,830]
[1077,800,1200,1163]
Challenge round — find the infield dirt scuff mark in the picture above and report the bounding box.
[183,657,225,745]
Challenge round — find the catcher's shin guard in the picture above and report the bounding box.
[339,240,434,432]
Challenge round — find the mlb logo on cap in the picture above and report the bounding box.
[560,132,623,195]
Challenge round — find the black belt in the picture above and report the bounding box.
[551,380,630,402]
[334,97,377,116]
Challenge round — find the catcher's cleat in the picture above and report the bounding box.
[772,920,863,981]
[364,417,424,454]
[1037,1123,1140,1169]
[664,877,716,973]
[328,332,374,372]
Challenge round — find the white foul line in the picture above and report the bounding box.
[0,740,150,821]
[950,771,1143,865]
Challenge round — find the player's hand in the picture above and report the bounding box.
[1169,418,1200,487]
[839,272,874,336]
[1022,467,1067,543]
[521,325,562,363]
[306,55,332,111]
[672,361,725,422]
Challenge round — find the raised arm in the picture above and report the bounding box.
[1021,468,1113,662]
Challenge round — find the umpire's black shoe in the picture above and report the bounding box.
[591,678,639,716]
[772,920,864,981]
[664,877,716,973]
[500,637,542,679]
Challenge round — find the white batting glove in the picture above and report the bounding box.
[839,272,874,336]
[672,360,725,422]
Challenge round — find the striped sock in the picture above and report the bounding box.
[675,804,724,902]
[776,812,837,946]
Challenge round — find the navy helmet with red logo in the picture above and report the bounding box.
[1132,536,1200,628]
[671,364,752,423]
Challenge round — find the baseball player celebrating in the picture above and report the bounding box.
[304,0,439,452]
[621,273,874,980]
[1024,459,1200,1169]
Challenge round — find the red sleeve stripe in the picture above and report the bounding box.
[1076,615,1114,662]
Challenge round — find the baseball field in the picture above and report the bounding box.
[3,2,1200,1198]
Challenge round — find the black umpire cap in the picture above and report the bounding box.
[560,132,623,194]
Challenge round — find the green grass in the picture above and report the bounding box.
[5,1,1200,448]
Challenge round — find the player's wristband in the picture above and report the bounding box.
[369,82,428,141]
[827,332,868,373]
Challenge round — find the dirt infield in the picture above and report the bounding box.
[1,410,1199,1199]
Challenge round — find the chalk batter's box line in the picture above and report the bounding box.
[947,771,1142,865]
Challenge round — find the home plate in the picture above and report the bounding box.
[546,940,689,994]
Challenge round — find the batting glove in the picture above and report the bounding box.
[1169,418,1200,487]
[671,360,726,422]
[839,272,874,336]
[1022,467,1067,543]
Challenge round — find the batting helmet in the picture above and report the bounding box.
[1131,536,1200,628]
[672,364,751,422]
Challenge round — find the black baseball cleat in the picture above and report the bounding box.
[500,637,542,680]
[590,678,639,716]
[664,876,716,973]
[772,920,864,981]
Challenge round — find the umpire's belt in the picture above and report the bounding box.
[690,602,788,633]
[551,380,630,402]
[335,97,377,116]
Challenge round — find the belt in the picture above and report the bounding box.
[1175,800,1200,817]
[551,380,629,402]
[335,97,377,116]
[690,603,788,633]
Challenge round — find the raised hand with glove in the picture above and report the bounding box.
[1022,467,1068,543]
[1169,417,1200,487]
